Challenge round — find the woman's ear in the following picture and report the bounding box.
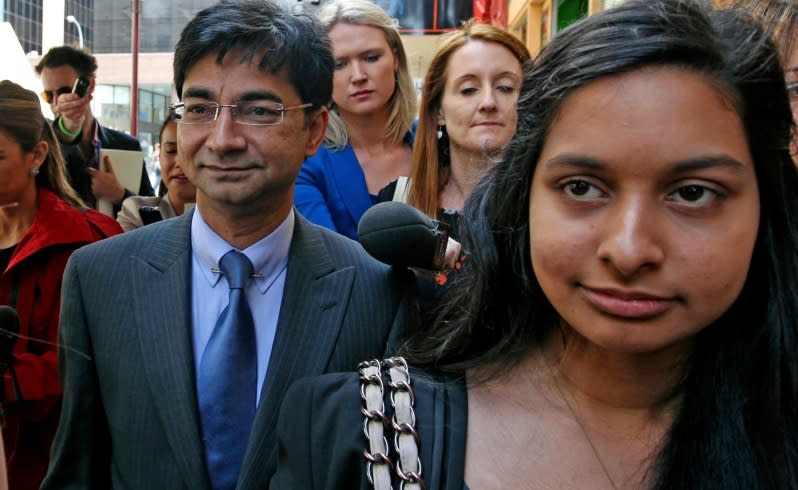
[30,140,49,167]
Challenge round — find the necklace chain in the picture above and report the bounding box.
[550,367,619,490]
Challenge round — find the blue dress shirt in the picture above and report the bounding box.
[190,207,294,406]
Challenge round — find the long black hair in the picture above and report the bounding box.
[404,1,798,488]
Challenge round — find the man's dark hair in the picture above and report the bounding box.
[173,0,334,113]
[35,46,98,78]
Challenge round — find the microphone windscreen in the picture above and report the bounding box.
[358,202,444,269]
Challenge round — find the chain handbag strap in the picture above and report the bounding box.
[359,357,426,490]
[360,359,393,490]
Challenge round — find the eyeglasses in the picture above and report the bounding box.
[170,99,313,126]
[41,86,72,104]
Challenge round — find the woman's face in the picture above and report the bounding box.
[329,22,398,118]
[529,68,760,355]
[160,122,195,204]
[437,39,522,160]
[0,129,44,208]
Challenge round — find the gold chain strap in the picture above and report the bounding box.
[360,357,426,490]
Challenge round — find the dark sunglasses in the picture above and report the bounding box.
[40,86,72,104]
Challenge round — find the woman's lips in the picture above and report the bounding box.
[351,90,374,100]
[581,286,675,319]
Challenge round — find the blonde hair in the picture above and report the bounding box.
[318,0,416,150]
[407,21,530,218]
[0,80,84,208]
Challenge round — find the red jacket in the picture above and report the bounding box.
[0,189,121,490]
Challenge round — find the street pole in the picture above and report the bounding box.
[131,0,140,136]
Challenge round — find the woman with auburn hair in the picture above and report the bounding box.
[732,0,798,164]
[380,20,530,239]
[0,80,121,490]
[271,1,798,488]
[295,0,417,240]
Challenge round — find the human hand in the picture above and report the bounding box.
[442,237,462,270]
[433,238,468,286]
[89,155,126,205]
[55,92,90,134]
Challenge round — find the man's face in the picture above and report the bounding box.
[178,52,327,217]
[40,65,80,117]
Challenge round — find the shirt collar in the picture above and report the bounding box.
[191,207,294,293]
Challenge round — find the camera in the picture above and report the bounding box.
[72,76,90,98]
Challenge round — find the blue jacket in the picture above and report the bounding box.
[295,127,416,240]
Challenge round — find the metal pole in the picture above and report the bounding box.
[66,15,83,49]
[130,0,140,136]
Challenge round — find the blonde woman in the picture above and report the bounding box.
[295,0,417,240]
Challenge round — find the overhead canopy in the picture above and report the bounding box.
[0,22,53,118]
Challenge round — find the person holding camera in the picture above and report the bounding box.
[35,46,153,217]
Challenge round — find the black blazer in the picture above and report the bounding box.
[41,211,417,490]
[270,369,468,490]
[62,121,154,210]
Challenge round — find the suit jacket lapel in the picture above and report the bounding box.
[238,214,356,489]
[130,212,210,490]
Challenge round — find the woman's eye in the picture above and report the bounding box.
[497,85,516,94]
[460,87,477,96]
[364,54,380,63]
[561,180,603,199]
[787,82,798,99]
[334,60,346,70]
[668,185,720,206]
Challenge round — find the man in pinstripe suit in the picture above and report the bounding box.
[41,2,415,489]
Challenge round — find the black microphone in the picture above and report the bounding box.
[0,306,19,376]
[358,201,450,270]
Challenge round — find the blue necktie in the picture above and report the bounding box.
[198,250,257,490]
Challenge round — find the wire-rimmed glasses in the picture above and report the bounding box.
[170,99,313,126]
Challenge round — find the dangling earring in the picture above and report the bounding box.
[29,167,40,176]
[437,126,444,140]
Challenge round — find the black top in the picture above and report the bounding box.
[376,180,462,241]
[0,245,15,276]
[270,369,468,490]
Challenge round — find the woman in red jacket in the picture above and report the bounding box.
[0,80,122,490]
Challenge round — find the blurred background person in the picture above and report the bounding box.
[731,0,798,164]
[35,46,153,216]
[380,20,529,240]
[0,80,121,490]
[295,0,417,240]
[117,116,196,231]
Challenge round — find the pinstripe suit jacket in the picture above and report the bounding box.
[41,210,416,490]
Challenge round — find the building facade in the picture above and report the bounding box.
[2,0,91,55]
